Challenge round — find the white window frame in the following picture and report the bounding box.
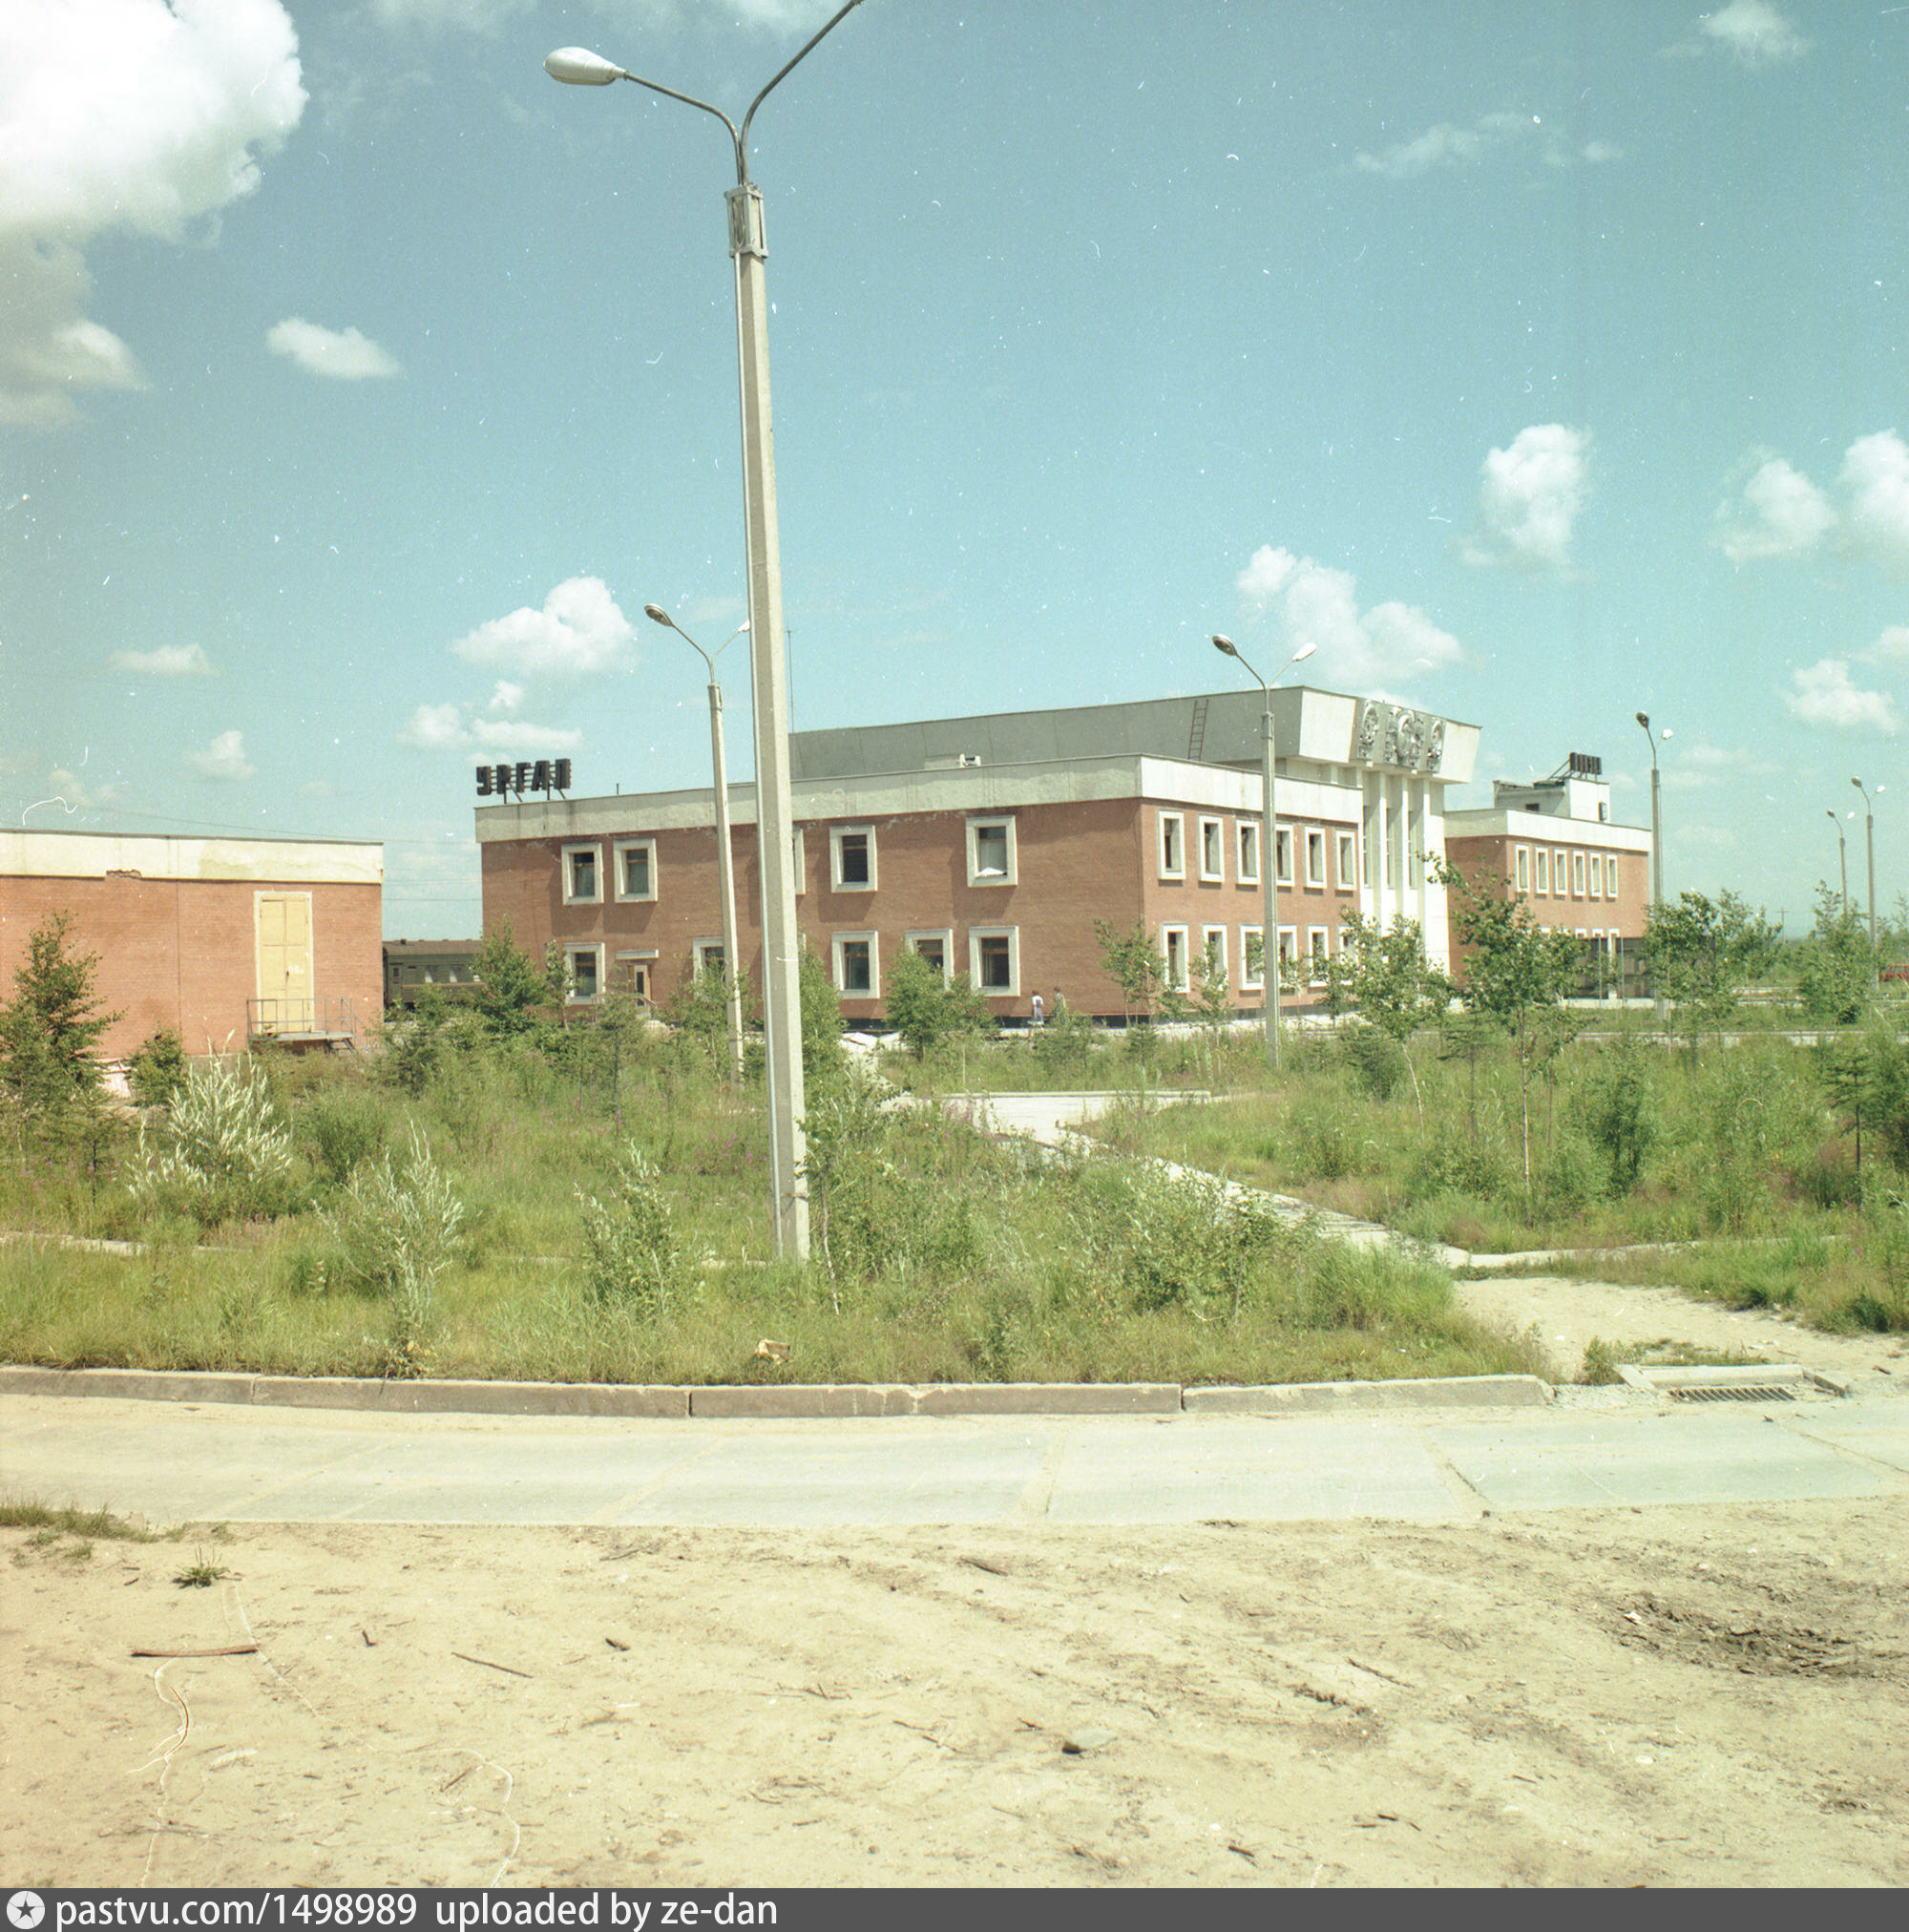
[1240,924,1265,992]
[1306,828,1327,889]
[1554,850,1568,898]
[1336,830,1356,891]
[1587,853,1602,898]
[562,842,603,906]
[906,928,954,986]
[966,815,1017,887]
[1198,816,1226,883]
[1160,923,1189,993]
[613,837,657,904]
[1308,927,1330,981]
[829,825,876,892]
[1572,851,1586,898]
[831,930,879,998]
[1157,810,1185,881]
[792,827,807,896]
[1201,924,1228,988]
[692,937,727,978]
[1276,926,1298,968]
[1274,826,1294,887]
[566,942,604,1001]
[1515,845,1530,893]
[1236,821,1260,886]
[969,925,1020,997]
[1535,849,1550,895]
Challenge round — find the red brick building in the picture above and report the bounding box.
[476,688,1479,1025]
[1443,756,1653,994]
[0,830,384,1061]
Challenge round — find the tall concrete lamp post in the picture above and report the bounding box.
[1211,635,1317,1067]
[1853,776,1883,981]
[1636,711,1671,1021]
[644,606,747,1080]
[546,3,869,1258]
[1828,808,1849,920]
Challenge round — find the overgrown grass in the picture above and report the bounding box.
[0,1021,1540,1387]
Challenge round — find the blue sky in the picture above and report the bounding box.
[3,0,1905,939]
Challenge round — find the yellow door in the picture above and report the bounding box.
[257,892,314,1030]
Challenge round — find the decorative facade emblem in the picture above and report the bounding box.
[1354,700,1446,774]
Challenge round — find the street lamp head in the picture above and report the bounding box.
[1635,711,1649,730]
[642,603,674,627]
[544,47,625,85]
[1292,641,1318,663]
[1211,634,1239,657]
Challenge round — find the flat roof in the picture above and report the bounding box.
[0,830,383,886]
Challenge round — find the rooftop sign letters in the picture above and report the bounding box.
[1353,701,1446,774]
[476,759,572,799]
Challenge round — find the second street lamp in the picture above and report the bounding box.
[646,605,747,1080]
[1853,776,1883,981]
[1828,808,1849,920]
[546,3,868,1259]
[1211,634,1317,1066]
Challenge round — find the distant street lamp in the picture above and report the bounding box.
[645,605,747,1078]
[1853,776,1883,979]
[1636,712,1671,1024]
[1828,808,1849,920]
[546,3,869,1259]
[1212,634,1317,1067]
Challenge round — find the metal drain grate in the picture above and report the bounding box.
[1617,1363,1847,1401]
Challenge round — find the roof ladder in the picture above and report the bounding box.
[1187,695,1209,762]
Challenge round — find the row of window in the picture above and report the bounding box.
[559,816,1019,908]
[1157,811,1356,891]
[1513,845,1626,900]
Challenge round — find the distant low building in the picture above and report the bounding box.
[1443,754,1652,996]
[0,830,383,1060]
[474,686,1480,1024]
[383,938,482,1011]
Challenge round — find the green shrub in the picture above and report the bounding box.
[125,1029,187,1108]
[577,1141,692,1316]
[129,1056,297,1229]
[300,1089,388,1186]
[1339,1024,1408,1102]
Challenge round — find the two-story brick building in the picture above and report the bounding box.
[475,687,1479,1025]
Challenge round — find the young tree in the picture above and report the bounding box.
[470,918,559,1038]
[1336,910,1453,1140]
[1093,919,1166,1031]
[1797,884,1877,1028]
[0,911,121,1138]
[885,945,992,1060]
[1437,860,1584,1193]
[1641,889,1780,1060]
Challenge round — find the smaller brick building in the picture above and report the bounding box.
[0,830,384,1061]
[1443,756,1652,994]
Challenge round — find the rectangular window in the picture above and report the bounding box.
[1275,827,1294,886]
[1199,817,1225,883]
[1276,926,1297,969]
[832,932,878,996]
[1161,924,1188,992]
[1587,854,1603,898]
[1515,845,1530,893]
[614,838,656,902]
[1306,829,1327,888]
[693,939,725,977]
[1572,851,1586,897]
[562,844,601,905]
[792,827,807,896]
[1336,830,1356,890]
[567,945,602,1000]
[1240,924,1265,992]
[830,826,875,892]
[969,926,1019,995]
[1201,925,1228,987]
[1158,810,1185,880]
[1555,850,1568,897]
[967,816,1016,886]
[907,930,952,985]
[1535,849,1550,894]
[1237,821,1260,885]
[1308,928,1330,980]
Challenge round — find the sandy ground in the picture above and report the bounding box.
[5,1269,1907,1891]
[4,1495,1906,1890]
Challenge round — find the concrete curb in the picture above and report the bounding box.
[0,1363,1543,1420]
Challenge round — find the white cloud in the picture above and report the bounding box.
[370,1,840,37]
[1233,545,1462,687]
[1460,424,1589,573]
[186,728,256,780]
[1713,454,1836,563]
[450,576,636,677]
[0,0,304,428]
[1781,660,1899,735]
[1839,431,1909,569]
[45,766,122,810]
[1698,2,1810,69]
[108,642,213,676]
[1354,112,1615,182]
[486,681,523,714]
[1660,741,1779,791]
[265,317,401,380]
[399,701,580,752]
[1861,624,1909,663]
